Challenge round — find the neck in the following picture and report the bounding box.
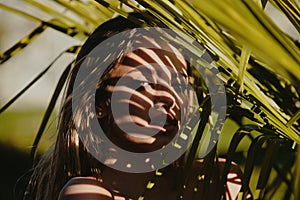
[100,163,178,198]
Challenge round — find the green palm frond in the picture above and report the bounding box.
[0,0,299,199]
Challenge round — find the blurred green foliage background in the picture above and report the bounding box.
[0,0,299,199]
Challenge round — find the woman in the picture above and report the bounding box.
[24,13,251,200]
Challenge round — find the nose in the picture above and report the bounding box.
[151,102,168,114]
[148,102,172,126]
[141,83,181,122]
[141,83,176,111]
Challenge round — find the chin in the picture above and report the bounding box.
[107,124,178,152]
[127,131,177,152]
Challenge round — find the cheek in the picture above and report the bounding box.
[128,106,150,123]
[127,90,152,117]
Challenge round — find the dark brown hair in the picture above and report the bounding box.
[24,13,159,200]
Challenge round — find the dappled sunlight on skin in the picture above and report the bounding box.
[96,47,191,153]
[108,80,180,119]
[65,23,239,199]
[122,48,187,77]
[59,160,247,200]
[59,177,114,200]
[118,98,146,111]
[18,12,251,200]
[64,29,243,198]
[226,173,242,200]
[80,43,246,199]
[60,66,244,198]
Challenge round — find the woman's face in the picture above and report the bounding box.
[98,47,190,153]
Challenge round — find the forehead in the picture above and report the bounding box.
[109,47,188,79]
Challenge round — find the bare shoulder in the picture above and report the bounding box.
[58,177,114,200]
[189,158,253,200]
[192,158,243,175]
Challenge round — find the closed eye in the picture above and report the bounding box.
[140,81,150,87]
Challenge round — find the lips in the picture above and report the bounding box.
[149,113,178,131]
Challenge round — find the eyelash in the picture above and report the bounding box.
[140,81,150,87]
[138,80,186,93]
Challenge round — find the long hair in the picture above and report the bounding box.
[23,10,201,199]
[25,13,160,200]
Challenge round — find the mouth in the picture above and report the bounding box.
[123,113,179,137]
[149,114,179,133]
